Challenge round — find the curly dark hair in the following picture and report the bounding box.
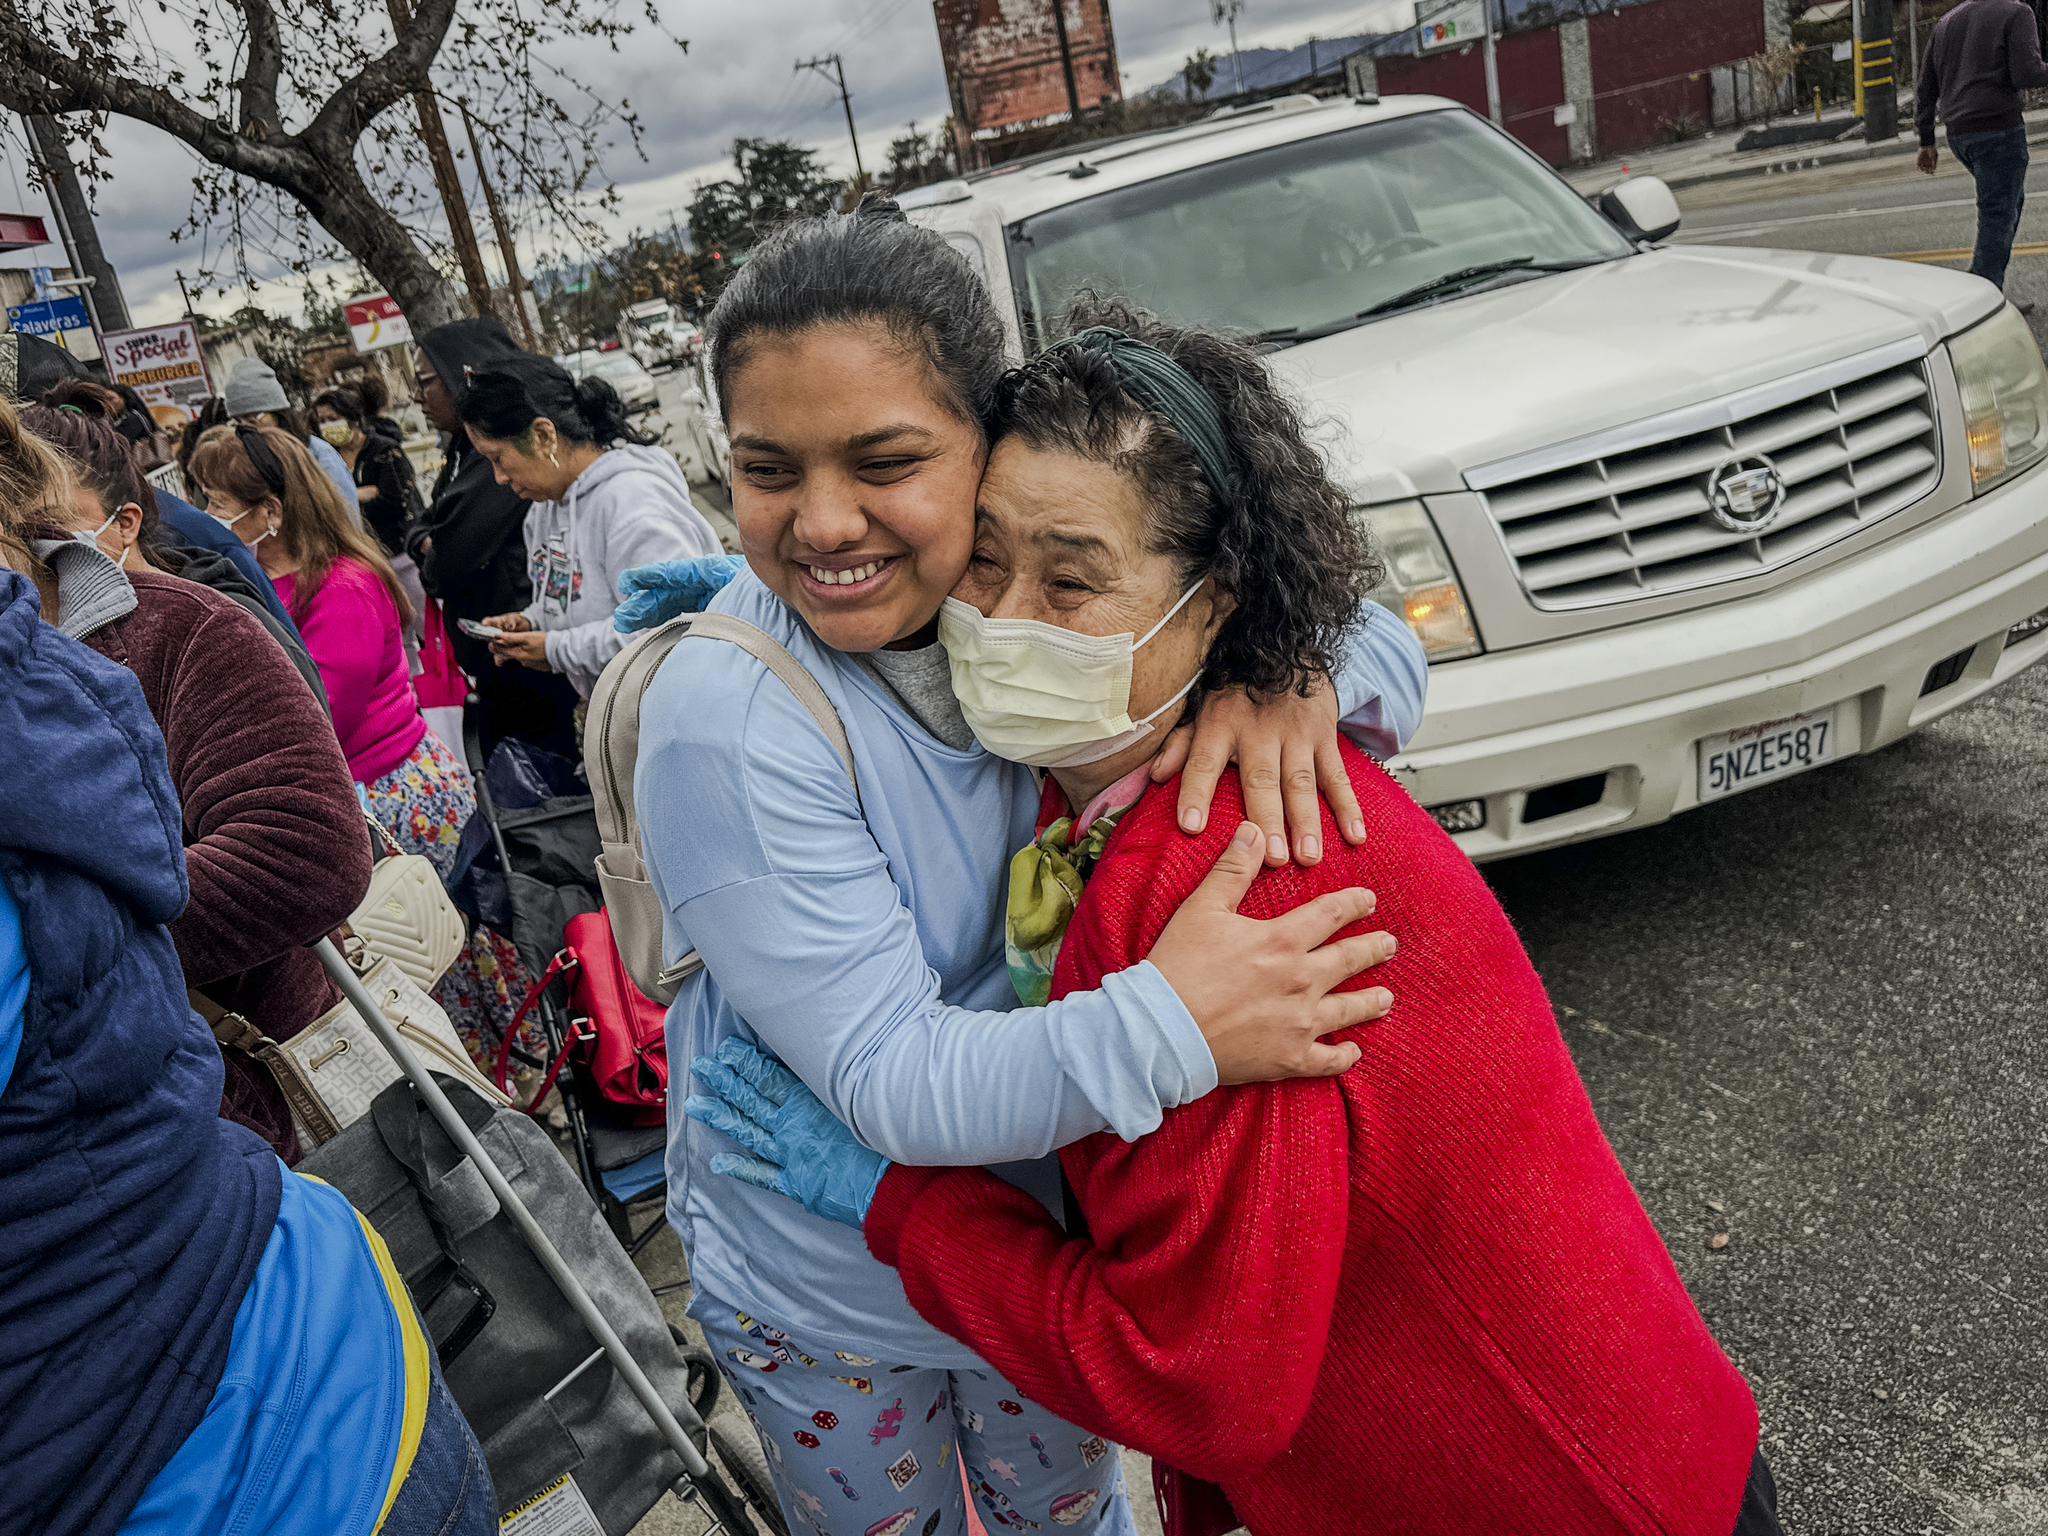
[988,296,1378,701]
[706,191,1008,435]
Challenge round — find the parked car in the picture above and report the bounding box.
[573,353,661,414]
[903,93,2048,859]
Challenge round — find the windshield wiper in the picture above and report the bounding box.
[1358,256,1605,318]
[1257,255,1611,347]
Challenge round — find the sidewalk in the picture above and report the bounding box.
[1561,104,2048,197]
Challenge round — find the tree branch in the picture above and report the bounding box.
[235,0,285,143]
[0,5,310,191]
[303,0,458,156]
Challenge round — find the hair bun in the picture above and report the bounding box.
[40,377,113,418]
[853,190,907,225]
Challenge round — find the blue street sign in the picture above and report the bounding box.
[29,266,52,299]
[7,296,90,336]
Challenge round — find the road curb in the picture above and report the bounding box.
[1570,120,2048,196]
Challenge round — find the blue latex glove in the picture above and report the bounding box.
[684,1037,889,1228]
[613,555,748,632]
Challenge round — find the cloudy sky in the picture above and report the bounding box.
[2,0,1418,328]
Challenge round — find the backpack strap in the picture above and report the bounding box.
[585,609,860,1003]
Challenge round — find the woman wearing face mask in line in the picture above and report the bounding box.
[620,197,1422,1536]
[187,423,547,1082]
[219,355,361,518]
[8,399,369,1162]
[462,353,720,705]
[26,383,326,706]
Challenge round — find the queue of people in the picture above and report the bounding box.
[6,199,1788,1535]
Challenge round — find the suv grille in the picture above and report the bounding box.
[1477,357,1940,609]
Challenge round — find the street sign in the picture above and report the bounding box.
[7,295,90,336]
[29,265,52,299]
[345,293,411,353]
[1417,0,1486,53]
[102,320,213,425]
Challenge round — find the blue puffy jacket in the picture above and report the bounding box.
[0,570,280,1536]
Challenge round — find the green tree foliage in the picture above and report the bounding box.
[686,137,841,298]
[882,121,958,193]
[1182,47,1217,99]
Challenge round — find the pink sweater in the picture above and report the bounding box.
[275,557,426,783]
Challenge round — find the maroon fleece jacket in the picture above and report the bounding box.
[80,570,371,1159]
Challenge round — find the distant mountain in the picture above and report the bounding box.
[1147,34,1380,102]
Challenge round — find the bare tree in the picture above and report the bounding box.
[1746,43,1804,125]
[0,0,685,328]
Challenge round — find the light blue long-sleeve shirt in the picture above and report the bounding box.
[643,571,1426,1361]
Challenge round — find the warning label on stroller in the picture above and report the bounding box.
[499,1474,604,1536]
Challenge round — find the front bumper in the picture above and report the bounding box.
[1389,457,2048,861]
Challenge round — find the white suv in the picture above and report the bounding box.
[904,93,2048,859]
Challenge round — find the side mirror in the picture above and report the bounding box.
[1599,175,1681,244]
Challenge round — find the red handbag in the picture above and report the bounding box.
[496,909,669,1127]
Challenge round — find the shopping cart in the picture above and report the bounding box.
[306,936,784,1535]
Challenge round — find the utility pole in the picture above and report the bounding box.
[461,104,539,349]
[796,54,865,185]
[1482,0,1504,126]
[387,0,493,318]
[1861,0,1897,142]
[22,115,129,333]
[1213,1,1245,96]
[1308,36,1318,82]
[1049,0,1082,119]
[174,270,196,319]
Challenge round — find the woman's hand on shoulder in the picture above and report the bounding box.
[1154,675,1365,868]
[1148,821,1394,1084]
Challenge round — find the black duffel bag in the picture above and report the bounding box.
[301,1075,702,1534]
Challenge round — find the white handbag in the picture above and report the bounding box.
[347,817,467,991]
[282,952,510,1147]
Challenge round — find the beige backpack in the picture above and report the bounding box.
[586,612,859,1005]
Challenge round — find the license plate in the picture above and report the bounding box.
[1697,707,1838,803]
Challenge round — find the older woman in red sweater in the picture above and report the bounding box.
[687,303,1777,1535]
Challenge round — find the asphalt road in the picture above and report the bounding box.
[1494,157,2048,1536]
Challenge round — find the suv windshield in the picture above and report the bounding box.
[1006,109,1633,347]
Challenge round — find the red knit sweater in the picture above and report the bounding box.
[865,743,1757,1535]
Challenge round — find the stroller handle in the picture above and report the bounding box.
[309,937,725,1496]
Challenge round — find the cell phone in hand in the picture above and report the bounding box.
[457,618,504,640]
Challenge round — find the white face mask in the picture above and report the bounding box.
[938,581,1204,769]
[210,504,272,550]
[74,509,118,557]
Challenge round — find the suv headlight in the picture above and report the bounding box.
[1950,304,2048,489]
[1359,500,1482,661]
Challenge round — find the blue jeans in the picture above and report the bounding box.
[379,1351,499,1536]
[1950,125,2030,289]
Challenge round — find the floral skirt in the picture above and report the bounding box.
[362,728,547,1073]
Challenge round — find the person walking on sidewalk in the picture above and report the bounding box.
[1916,0,2048,302]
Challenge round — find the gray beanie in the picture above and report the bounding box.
[222,355,290,417]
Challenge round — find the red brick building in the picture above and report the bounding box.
[935,0,1122,169]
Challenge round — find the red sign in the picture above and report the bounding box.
[345,293,411,352]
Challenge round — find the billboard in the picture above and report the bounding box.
[1418,0,1487,53]
[345,293,412,353]
[935,0,1122,158]
[101,321,213,425]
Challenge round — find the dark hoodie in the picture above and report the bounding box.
[409,315,579,755]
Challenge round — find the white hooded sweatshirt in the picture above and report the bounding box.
[519,443,721,695]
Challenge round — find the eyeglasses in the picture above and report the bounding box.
[235,423,288,497]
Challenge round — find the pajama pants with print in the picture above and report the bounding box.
[695,1295,1137,1536]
